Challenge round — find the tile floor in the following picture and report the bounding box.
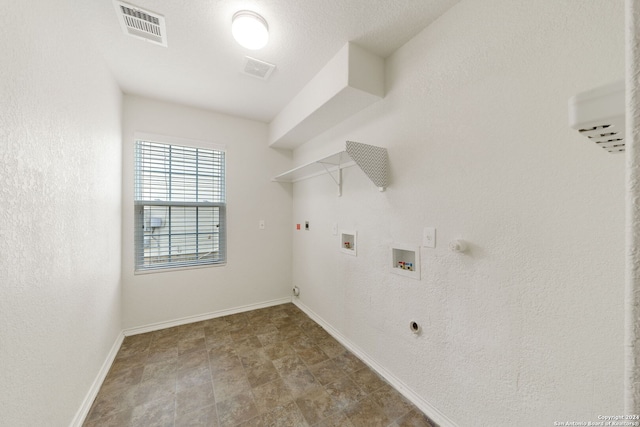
[84,303,436,427]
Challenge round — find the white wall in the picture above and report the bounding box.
[121,95,292,329]
[291,1,625,425]
[0,1,123,425]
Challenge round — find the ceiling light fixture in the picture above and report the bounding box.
[232,10,269,50]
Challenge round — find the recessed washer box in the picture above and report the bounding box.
[391,244,420,280]
[340,230,357,256]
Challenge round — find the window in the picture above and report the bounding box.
[134,137,226,271]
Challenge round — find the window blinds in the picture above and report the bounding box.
[134,140,226,271]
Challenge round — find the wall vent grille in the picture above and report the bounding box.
[569,81,625,154]
[114,1,167,47]
[578,124,625,153]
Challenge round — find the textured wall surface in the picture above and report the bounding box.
[626,0,640,413]
[292,1,625,425]
[0,1,123,425]
[121,96,293,329]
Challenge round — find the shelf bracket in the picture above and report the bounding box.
[320,162,342,196]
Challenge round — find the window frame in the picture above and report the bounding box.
[133,133,227,273]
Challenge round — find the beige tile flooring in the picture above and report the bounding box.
[84,303,436,427]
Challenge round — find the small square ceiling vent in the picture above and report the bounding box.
[113,1,167,47]
[242,56,276,80]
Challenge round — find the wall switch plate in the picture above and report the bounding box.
[259,220,265,230]
[423,227,436,248]
[331,223,338,236]
[305,221,310,231]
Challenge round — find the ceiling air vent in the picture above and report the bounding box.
[113,1,167,47]
[568,80,625,154]
[242,56,276,80]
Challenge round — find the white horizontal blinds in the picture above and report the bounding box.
[135,140,226,270]
[135,142,225,203]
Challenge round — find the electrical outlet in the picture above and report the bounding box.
[259,220,265,230]
[423,227,436,248]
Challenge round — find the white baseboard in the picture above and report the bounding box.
[292,299,459,427]
[74,297,454,427]
[69,331,125,427]
[123,297,292,336]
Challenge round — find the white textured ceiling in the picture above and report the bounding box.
[83,0,459,123]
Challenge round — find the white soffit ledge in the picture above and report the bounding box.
[268,42,384,149]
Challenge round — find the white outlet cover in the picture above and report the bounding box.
[423,227,436,248]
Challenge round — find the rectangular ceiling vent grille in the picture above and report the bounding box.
[114,1,167,47]
[242,56,276,80]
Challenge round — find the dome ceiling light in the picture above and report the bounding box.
[231,10,269,50]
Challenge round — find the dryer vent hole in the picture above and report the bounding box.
[410,321,420,333]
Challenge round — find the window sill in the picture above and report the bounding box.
[134,262,227,275]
